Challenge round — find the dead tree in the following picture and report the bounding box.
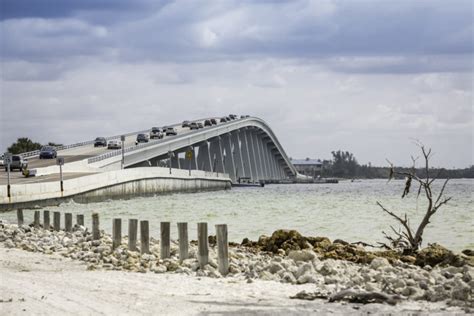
[377,142,451,253]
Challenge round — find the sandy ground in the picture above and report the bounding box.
[0,246,466,315]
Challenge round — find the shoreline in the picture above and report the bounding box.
[0,221,472,314]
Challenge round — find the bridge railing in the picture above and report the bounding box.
[87,139,158,164]
[19,130,149,159]
[86,118,247,165]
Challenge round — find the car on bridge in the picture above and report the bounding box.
[197,122,204,129]
[165,127,177,136]
[220,117,228,123]
[229,114,238,120]
[189,122,199,130]
[39,146,57,159]
[107,140,122,149]
[150,127,164,139]
[136,134,149,143]
[240,115,250,119]
[0,154,4,166]
[94,137,107,147]
[204,119,212,127]
[210,118,217,125]
[182,121,191,128]
[5,155,28,172]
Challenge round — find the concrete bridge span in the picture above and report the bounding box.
[91,117,298,183]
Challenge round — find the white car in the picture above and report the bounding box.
[0,154,4,166]
[107,140,122,149]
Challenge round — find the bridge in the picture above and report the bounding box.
[1,116,304,209]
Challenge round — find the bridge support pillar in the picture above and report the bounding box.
[252,132,265,181]
[247,130,259,181]
[231,131,244,181]
[241,129,253,181]
[209,138,224,174]
[197,142,212,171]
[222,134,236,182]
[171,154,180,169]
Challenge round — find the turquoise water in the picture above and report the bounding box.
[2,179,472,251]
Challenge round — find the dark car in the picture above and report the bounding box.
[204,119,212,127]
[6,155,28,171]
[182,121,191,128]
[197,122,204,129]
[240,115,250,119]
[220,117,227,123]
[150,127,164,139]
[39,146,57,159]
[136,133,149,143]
[94,137,107,147]
[189,122,199,130]
[210,118,217,125]
[229,114,237,120]
[165,127,177,136]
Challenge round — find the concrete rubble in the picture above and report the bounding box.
[0,221,472,310]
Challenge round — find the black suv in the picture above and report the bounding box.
[204,119,212,127]
[182,121,191,128]
[136,134,149,143]
[39,146,57,159]
[94,137,107,147]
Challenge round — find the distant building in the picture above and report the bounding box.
[292,158,323,178]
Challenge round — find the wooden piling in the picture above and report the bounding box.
[216,224,229,275]
[76,214,84,226]
[160,222,170,259]
[92,213,100,240]
[112,218,122,249]
[177,222,188,261]
[43,211,50,230]
[53,211,61,231]
[197,222,209,268]
[128,219,138,251]
[140,220,150,254]
[17,209,24,226]
[65,213,72,232]
[34,211,40,229]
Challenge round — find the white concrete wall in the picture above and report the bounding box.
[0,167,230,205]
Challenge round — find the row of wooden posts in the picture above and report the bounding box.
[16,209,229,275]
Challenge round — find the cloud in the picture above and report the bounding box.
[0,1,472,167]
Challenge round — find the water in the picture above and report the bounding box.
[2,179,473,251]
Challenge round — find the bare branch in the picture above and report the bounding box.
[434,178,450,207]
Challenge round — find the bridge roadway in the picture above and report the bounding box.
[0,121,199,184]
[1,116,300,185]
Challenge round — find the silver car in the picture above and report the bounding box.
[107,140,122,149]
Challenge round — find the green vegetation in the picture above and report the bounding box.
[322,150,473,179]
[6,138,63,154]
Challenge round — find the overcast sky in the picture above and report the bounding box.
[1,0,472,168]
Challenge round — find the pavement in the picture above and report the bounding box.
[0,118,221,185]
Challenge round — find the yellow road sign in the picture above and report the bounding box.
[185,150,193,160]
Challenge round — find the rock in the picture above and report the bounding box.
[333,239,349,246]
[268,262,284,274]
[153,265,167,273]
[370,257,389,270]
[461,249,474,256]
[288,249,317,262]
[319,261,337,276]
[415,244,459,267]
[400,255,416,265]
[281,271,297,284]
[295,262,315,279]
[4,240,15,248]
[257,235,270,247]
[262,230,309,254]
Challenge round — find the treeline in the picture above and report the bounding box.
[322,150,474,179]
[6,138,63,155]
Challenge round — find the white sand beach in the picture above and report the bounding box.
[0,246,468,315]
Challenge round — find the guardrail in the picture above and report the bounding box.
[87,118,246,164]
[19,129,149,159]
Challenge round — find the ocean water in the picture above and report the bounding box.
[2,179,472,251]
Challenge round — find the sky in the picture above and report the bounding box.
[0,0,472,168]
